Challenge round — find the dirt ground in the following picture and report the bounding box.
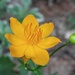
[32,0,75,75]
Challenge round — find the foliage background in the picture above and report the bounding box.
[0,0,75,75]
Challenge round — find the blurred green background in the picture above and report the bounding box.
[0,0,75,75]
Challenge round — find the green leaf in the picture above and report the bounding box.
[0,56,17,75]
[22,0,31,9]
[31,69,43,75]
[0,0,7,9]
[27,60,36,69]
[67,15,75,30]
[7,0,44,23]
[18,64,25,69]
[17,59,24,64]
[30,8,39,13]
[0,0,10,18]
[19,66,28,75]
[0,20,11,47]
[7,3,22,17]
[68,16,75,25]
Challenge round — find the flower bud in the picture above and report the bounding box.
[69,33,75,44]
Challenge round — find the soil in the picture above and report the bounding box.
[32,0,75,75]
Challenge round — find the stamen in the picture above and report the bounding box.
[37,29,42,43]
[31,33,37,44]
[33,25,38,32]
[24,24,42,45]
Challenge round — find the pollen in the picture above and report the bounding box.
[24,24,42,45]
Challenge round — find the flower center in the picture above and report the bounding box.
[24,23,42,45]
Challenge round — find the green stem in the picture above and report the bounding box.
[25,63,34,71]
[33,65,41,71]
[26,66,34,71]
[50,41,70,57]
[25,64,41,71]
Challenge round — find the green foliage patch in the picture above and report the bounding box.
[0,56,17,75]
[0,20,11,55]
[7,0,44,22]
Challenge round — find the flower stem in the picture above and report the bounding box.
[33,65,41,71]
[25,63,34,71]
[25,64,42,71]
[50,41,70,57]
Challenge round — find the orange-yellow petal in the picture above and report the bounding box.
[37,37,61,49]
[22,14,39,30]
[40,22,54,38]
[9,44,27,57]
[5,34,25,45]
[10,17,25,39]
[32,46,49,66]
[22,56,29,63]
[24,45,36,59]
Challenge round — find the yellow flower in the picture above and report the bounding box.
[5,14,61,66]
